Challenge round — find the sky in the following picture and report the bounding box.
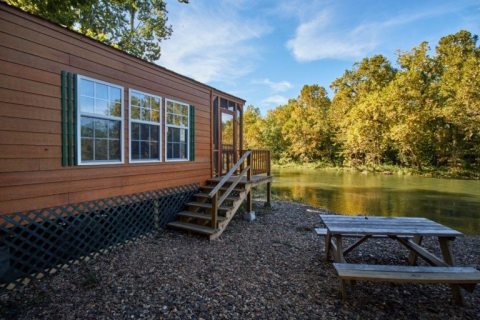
[159,0,480,115]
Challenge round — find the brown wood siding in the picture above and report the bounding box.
[0,4,246,214]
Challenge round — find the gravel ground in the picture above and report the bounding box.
[1,200,479,320]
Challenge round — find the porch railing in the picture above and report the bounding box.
[216,147,271,177]
[244,149,271,175]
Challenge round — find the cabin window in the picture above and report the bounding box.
[77,76,124,164]
[129,90,162,162]
[165,99,189,161]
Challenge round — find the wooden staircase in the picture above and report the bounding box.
[167,151,253,240]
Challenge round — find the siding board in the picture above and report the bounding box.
[0,11,211,95]
[0,4,248,214]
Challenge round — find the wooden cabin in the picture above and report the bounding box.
[0,3,271,286]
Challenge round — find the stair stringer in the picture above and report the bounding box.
[209,185,251,240]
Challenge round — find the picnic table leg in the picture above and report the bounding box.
[325,233,332,261]
[408,235,423,265]
[439,237,463,305]
[333,235,348,300]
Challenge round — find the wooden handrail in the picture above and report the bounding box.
[208,150,252,198]
[209,150,252,228]
[218,165,250,207]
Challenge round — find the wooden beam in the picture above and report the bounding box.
[343,235,371,256]
[392,236,449,267]
[439,237,463,305]
[408,235,423,265]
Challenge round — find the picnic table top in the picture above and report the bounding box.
[320,214,463,237]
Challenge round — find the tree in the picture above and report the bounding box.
[387,42,440,170]
[243,105,264,149]
[283,85,334,162]
[435,30,480,167]
[330,55,396,165]
[341,91,392,166]
[262,104,294,161]
[6,0,188,61]
[239,30,479,173]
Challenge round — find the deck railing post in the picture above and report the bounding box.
[265,150,272,207]
[211,192,218,228]
[267,150,271,176]
[247,150,252,182]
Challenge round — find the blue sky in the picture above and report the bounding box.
[160,0,480,115]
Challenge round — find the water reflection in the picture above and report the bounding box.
[266,168,480,235]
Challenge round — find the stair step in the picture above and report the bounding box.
[168,221,216,235]
[200,186,245,193]
[194,193,240,202]
[186,202,232,211]
[177,211,226,222]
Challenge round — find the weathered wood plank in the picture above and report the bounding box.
[334,264,479,273]
[321,215,429,222]
[327,227,461,237]
[323,220,447,227]
[393,236,449,267]
[334,263,480,283]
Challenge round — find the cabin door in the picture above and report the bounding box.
[213,97,242,177]
[220,110,236,175]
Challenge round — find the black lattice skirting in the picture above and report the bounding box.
[0,184,198,288]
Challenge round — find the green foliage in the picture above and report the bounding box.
[243,105,265,149]
[6,0,188,62]
[244,30,480,175]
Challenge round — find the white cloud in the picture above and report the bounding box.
[158,2,270,83]
[286,3,474,62]
[253,78,292,92]
[261,95,288,107]
[286,10,377,62]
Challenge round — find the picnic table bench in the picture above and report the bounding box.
[317,215,480,305]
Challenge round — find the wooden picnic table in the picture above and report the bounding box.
[318,214,479,304]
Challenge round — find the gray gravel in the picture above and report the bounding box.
[1,200,479,319]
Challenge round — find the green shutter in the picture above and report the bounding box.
[60,71,77,166]
[73,74,78,165]
[67,73,73,166]
[189,105,195,161]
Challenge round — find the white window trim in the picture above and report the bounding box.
[165,98,190,162]
[128,88,163,163]
[76,74,125,165]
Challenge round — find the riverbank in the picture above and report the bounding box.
[1,200,479,319]
[273,162,480,180]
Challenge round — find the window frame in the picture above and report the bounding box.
[165,98,190,162]
[128,89,163,163]
[76,74,124,166]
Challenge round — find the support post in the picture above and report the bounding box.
[439,237,463,305]
[244,152,255,221]
[267,150,271,176]
[246,188,253,214]
[247,151,252,182]
[265,150,272,208]
[211,193,218,228]
[324,233,332,261]
[265,182,272,207]
[334,235,348,299]
[408,235,423,265]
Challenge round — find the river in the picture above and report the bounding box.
[266,168,480,235]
